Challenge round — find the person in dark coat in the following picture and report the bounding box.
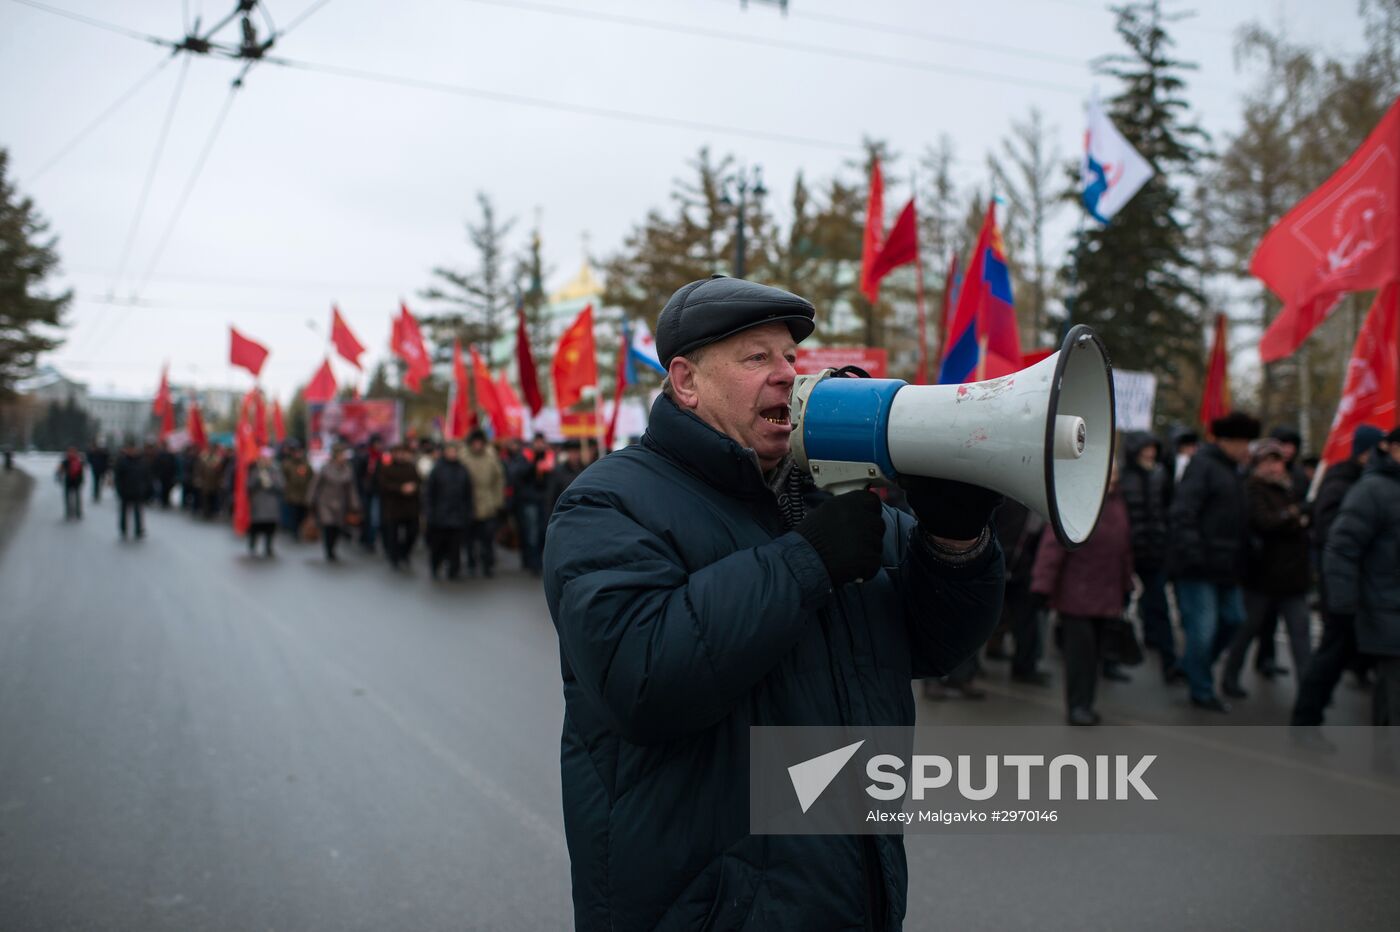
[353,436,384,551]
[1031,466,1135,725]
[113,439,151,540]
[424,442,473,580]
[281,444,314,535]
[246,449,285,558]
[544,439,586,527]
[987,499,1049,684]
[152,446,178,508]
[511,433,554,574]
[1119,430,1179,680]
[1221,440,1313,698]
[377,443,422,570]
[56,446,85,519]
[1168,411,1260,712]
[1323,427,1400,724]
[86,442,109,502]
[1293,425,1386,724]
[543,276,1005,932]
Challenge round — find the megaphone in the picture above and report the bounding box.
[790,325,1115,548]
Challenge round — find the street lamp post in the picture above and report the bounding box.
[726,166,766,279]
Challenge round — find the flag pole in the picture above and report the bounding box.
[910,167,928,385]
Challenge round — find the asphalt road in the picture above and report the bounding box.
[2,454,1397,931]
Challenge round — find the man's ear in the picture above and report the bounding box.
[668,357,702,410]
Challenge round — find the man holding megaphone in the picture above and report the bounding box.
[542,275,1009,932]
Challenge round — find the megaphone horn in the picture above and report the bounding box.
[790,325,1116,549]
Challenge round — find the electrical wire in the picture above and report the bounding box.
[261,54,860,151]
[277,0,335,37]
[110,54,192,298]
[133,82,242,299]
[6,0,172,47]
[456,0,1085,94]
[27,55,175,183]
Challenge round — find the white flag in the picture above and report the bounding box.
[1082,93,1154,224]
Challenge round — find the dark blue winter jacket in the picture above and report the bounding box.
[542,393,1004,931]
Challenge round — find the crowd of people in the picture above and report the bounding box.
[58,429,597,580]
[933,414,1400,727]
[55,409,1400,727]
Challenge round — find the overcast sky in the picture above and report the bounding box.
[1,0,1368,401]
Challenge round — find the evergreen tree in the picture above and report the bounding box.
[31,396,93,450]
[420,192,516,368]
[0,149,69,398]
[1062,1,1209,426]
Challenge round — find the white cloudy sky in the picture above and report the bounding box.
[1,0,1367,401]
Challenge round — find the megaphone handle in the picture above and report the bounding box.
[823,480,872,496]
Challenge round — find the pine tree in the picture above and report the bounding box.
[1062,1,1209,427]
[420,192,516,368]
[0,149,70,398]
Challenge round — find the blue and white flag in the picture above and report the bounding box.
[1082,92,1154,224]
[628,318,665,377]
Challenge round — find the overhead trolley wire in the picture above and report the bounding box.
[6,0,172,47]
[134,82,243,299]
[457,0,1085,94]
[27,55,176,183]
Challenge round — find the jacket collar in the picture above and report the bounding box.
[1202,443,1242,473]
[1365,452,1400,482]
[642,393,771,500]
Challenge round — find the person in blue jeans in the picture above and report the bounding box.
[1167,411,1260,712]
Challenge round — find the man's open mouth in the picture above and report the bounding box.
[761,404,790,426]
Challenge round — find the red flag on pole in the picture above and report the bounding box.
[605,330,629,451]
[272,399,286,444]
[152,365,174,439]
[392,303,432,391]
[516,301,545,415]
[229,327,269,378]
[859,158,885,303]
[186,401,207,452]
[447,339,474,439]
[1252,98,1400,362]
[305,358,337,404]
[1321,283,1399,465]
[232,419,257,535]
[1200,313,1231,429]
[251,389,268,447]
[865,198,919,296]
[495,373,525,439]
[552,305,597,410]
[471,345,509,436]
[331,306,367,368]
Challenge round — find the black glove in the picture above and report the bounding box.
[901,477,1003,541]
[795,489,884,587]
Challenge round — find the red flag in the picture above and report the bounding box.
[392,303,432,391]
[471,345,509,436]
[859,157,885,303]
[1321,283,1399,465]
[229,327,269,377]
[251,389,268,447]
[552,304,597,410]
[305,358,337,404]
[272,399,286,444]
[939,202,1021,382]
[495,373,525,439]
[186,401,207,452]
[331,306,367,368]
[448,339,474,440]
[516,301,544,415]
[152,365,174,438]
[1200,313,1231,429]
[605,330,628,451]
[1252,98,1400,362]
[865,198,919,295]
[231,418,257,536]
